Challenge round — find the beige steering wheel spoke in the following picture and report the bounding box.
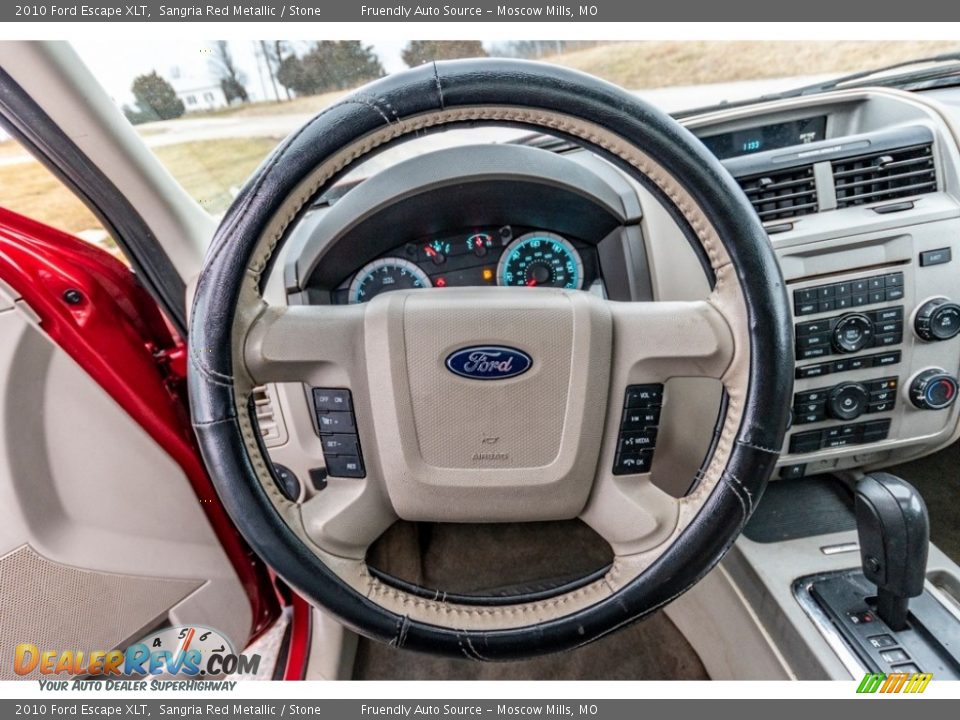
[243,303,367,385]
[577,298,736,554]
[608,299,736,381]
[298,473,396,560]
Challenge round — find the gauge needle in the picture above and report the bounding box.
[526,279,538,287]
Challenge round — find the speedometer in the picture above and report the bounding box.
[497,232,583,290]
[348,258,431,304]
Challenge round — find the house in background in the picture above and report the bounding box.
[167,63,228,111]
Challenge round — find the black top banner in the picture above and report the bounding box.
[4,0,960,22]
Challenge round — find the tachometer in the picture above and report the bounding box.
[497,232,583,290]
[348,258,431,304]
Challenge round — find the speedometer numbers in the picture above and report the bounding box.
[345,230,586,304]
[348,258,431,304]
[496,232,584,290]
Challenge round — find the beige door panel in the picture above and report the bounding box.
[0,293,251,670]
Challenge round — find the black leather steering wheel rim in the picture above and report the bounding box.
[188,59,793,659]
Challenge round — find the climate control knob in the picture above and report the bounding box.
[827,382,870,421]
[910,369,959,410]
[914,298,960,342]
[832,313,874,354]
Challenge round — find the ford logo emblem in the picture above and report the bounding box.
[445,345,532,380]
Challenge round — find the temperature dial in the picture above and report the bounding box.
[914,298,960,342]
[910,369,958,410]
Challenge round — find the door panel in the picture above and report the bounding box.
[0,208,278,679]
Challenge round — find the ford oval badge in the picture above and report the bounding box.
[445,345,532,380]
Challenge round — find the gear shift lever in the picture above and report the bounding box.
[855,472,929,630]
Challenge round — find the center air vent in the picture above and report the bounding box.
[832,143,936,208]
[736,165,818,222]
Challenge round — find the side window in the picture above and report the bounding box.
[0,133,126,263]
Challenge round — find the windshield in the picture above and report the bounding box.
[44,39,959,225]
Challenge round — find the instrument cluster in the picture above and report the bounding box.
[332,225,599,305]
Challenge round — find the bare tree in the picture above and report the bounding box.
[210,40,248,104]
[258,40,292,101]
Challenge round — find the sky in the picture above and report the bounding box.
[71,38,449,106]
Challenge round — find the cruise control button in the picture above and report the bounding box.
[326,455,365,478]
[313,388,352,412]
[321,434,359,456]
[316,411,356,433]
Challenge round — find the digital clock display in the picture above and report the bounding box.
[699,115,828,160]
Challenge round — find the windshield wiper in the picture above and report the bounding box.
[673,51,960,119]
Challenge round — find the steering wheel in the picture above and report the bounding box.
[188,59,793,660]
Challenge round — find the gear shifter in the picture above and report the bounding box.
[855,472,929,630]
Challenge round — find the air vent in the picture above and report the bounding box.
[252,384,288,447]
[736,165,818,222]
[832,143,936,208]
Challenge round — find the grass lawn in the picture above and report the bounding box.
[151,137,282,215]
[546,40,960,89]
[0,137,281,239]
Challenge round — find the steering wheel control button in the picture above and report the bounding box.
[313,388,366,479]
[832,314,874,354]
[827,382,869,421]
[618,429,658,453]
[614,451,653,475]
[910,369,959,410]
[914,298,960,341]
[325,455,365,479]
[321,434,359,456]
[624,385,663,408]
[316,411,356,433]
[621,407,661,430]
[271,464,302,502]
[614,384,664,475]
[919,247,952,267]
[313,388,353,412]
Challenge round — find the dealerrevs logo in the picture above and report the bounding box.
[13,625,260,679]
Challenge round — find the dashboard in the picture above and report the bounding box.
[262,85,960,492]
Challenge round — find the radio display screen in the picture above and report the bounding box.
[699,116,828,160]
